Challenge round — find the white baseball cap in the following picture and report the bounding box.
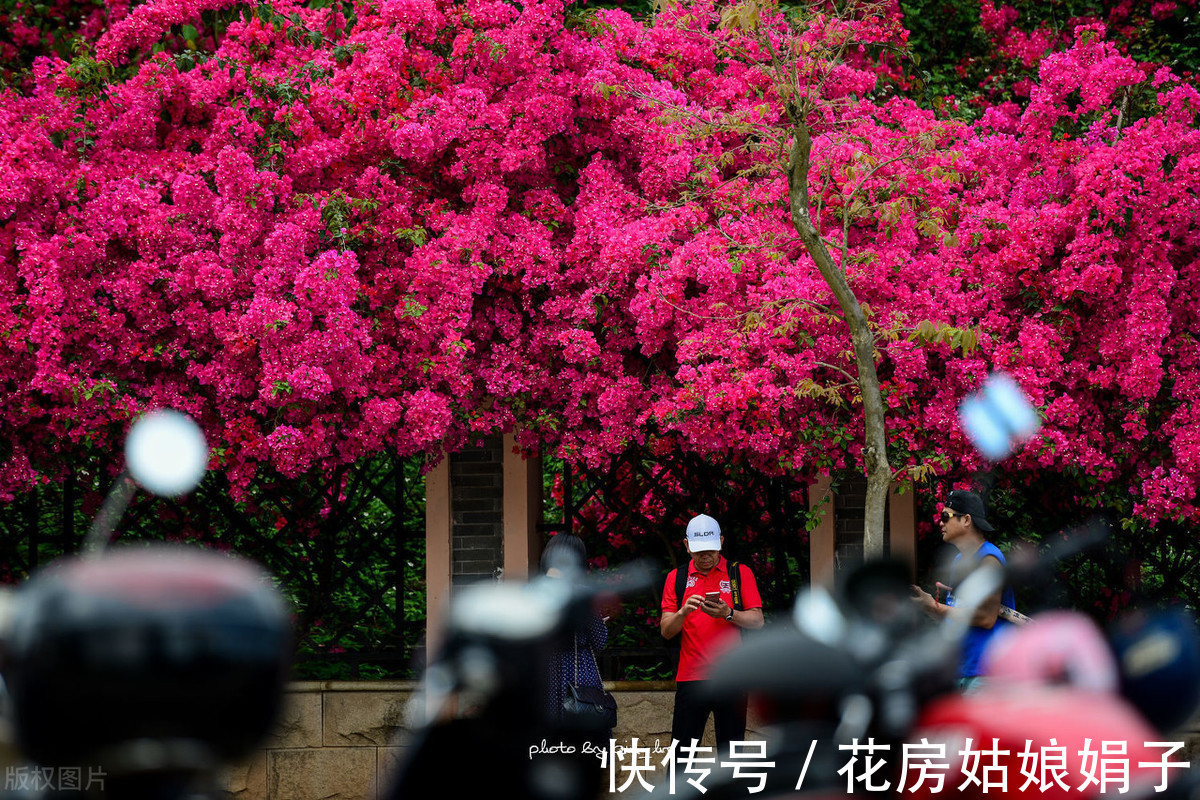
[685,514,721,552]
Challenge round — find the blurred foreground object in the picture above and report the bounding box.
[384,560,654,800]
[958,372,1040,461]
[2,546,292,799]
[1109,606,1200,734]
[86,409,210,555]
[985,610,1119,692]
[650,520,1200,800]
[123,410,209,498]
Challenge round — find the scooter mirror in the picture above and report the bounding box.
[125,409,209,497]
[793,584,846,647]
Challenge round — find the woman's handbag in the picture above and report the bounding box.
[562,633,617,729]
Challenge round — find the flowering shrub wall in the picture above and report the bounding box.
[1,0,1199,532]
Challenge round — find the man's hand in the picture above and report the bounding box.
[680,593,706,616]
[911,584,942,619]
[699,598,728,618]
[662,593,705,639]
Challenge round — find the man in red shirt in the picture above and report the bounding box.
[660,513,764,755]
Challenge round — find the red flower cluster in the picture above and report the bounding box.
[1,0,1198,528]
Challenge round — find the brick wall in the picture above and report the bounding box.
[449,436,504,586]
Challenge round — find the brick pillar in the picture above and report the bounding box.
[502,433,541,581]
[424,457,452,661]
[809,474,912,586]
[834,474,871,571]
[425,435,542,661]
[450,436,505,587]
[809,475,836,589]
[888,483,917,580]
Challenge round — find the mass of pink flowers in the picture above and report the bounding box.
[2,0,1199,525]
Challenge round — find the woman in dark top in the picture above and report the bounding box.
[540,533,610,736]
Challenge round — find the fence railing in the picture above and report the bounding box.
[0,442,817,682]
[0,453,428,681]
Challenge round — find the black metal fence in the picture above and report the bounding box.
[0,444,816,683]
[0,453,428,681]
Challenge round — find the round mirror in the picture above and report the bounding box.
[124,410,209,496]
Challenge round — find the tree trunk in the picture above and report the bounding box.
[786,119,890,558]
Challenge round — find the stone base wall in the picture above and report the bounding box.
[222,681,412,800]
[222,681,764,800]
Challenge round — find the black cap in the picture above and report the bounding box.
[946,490,994,532]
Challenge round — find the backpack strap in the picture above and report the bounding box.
[729,561,743,611]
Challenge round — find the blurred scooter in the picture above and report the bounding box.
[0,410,293,799]
[381,551,654,800]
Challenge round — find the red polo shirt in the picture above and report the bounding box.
[661,556,762,682]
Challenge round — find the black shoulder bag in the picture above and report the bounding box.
[561,631,618,729]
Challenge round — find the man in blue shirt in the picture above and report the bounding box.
[911,490,1015,692]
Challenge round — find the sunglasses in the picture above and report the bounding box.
[940,510,963,524]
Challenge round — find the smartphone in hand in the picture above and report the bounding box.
[704,591,720,604]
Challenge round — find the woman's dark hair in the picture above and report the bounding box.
[540,533,588,574]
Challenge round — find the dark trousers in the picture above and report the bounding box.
[671,680,747,755]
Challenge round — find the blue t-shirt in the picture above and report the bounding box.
[946,541,1015,678]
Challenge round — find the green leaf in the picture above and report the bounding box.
[400,295,427,319]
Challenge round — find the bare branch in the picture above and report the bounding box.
[815,360,857,384]
[1114,87,1130,141]
[846,150,922,199]
[652,286,743,323]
